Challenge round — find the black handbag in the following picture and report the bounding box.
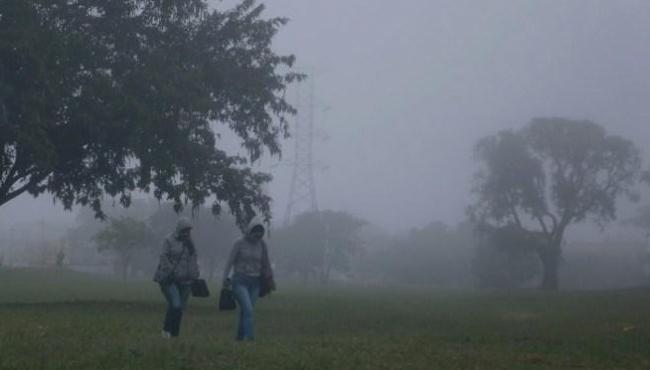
[259,241,276,298]
[191,279,210,298]
[218,288,236,311]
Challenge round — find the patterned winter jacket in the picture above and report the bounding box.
[153,219,200,284]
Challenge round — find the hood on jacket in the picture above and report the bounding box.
[245,217,266,236]
[175,217,193,236]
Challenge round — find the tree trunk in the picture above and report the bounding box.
[538,244,561,291]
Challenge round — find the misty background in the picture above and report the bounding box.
[2,0,650,287]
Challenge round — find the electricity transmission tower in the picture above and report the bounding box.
[284,78,319,226]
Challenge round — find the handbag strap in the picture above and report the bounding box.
[167,238,187,278]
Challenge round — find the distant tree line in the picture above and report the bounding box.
[52,195,650,290]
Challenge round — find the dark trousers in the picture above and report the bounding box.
[160,282,191,337]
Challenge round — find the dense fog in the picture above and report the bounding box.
[2,0,650,290]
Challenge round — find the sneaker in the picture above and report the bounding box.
[161,330,172,339]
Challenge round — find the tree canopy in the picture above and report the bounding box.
[470,118,641,290]
[0,0,301,226]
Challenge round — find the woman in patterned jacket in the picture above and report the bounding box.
[153,217,200,338]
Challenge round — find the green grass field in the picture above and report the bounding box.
[0,268,649,369]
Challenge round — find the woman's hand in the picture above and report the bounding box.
[222,278,232,289]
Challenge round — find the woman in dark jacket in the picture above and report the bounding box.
[222,220,275,341]
[153,217,200,338]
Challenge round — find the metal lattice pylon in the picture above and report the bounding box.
[284,78,318,226]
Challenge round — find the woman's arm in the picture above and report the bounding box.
[221,241,240,284]
[154,238,174,283]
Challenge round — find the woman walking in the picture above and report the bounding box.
[153,217,200,338]
[222,220,275,341]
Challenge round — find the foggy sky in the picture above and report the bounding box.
[3,0,650,235]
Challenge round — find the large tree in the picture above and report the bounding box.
[470,118,641,290]
[0,0,301,226]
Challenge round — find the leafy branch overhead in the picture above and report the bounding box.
[0,0,303,227]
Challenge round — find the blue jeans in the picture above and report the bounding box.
[160,282,192,337]
[232,274,260,341]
